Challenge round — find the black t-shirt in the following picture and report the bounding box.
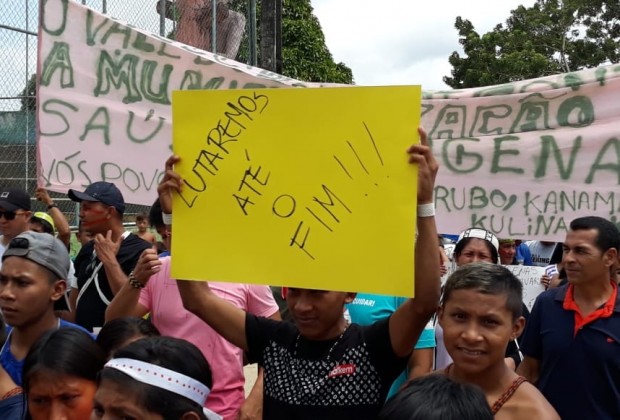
[246,315,409,420]
[74,233,150,331]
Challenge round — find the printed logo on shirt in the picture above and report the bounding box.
[328,363,356,378]
[351,298,375,307]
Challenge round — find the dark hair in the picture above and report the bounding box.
[148,198,165,229]
[96,317,160,358]
[23,328,105,394]
[454,238,499,264]
[136,212,149,222]
[156,241,167,254]
[99,337,212,419]
[570,216,620,253]
[549,242,564,265]
[441,263,523,320]
[378,375,493,420]
[30,219,54,235]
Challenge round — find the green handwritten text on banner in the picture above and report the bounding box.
[38,0,620,240]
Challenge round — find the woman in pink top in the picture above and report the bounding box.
[105,254,280,420]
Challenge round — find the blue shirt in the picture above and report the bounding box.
[520,285,620,419]
[347,293,435,399]
[516,243,533,265]
[0,394,24,419]
[0,319,92,386]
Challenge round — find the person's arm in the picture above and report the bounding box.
[161,154,249,351]
[105,248,160,322]
[222,11,245,58]
[389,127,441,357]
[406,348,434,380]
[439,246,449,276]
[178,277,249,351]
[239,367,264,420]
[517,356,541,384]
[35,187,71,248]
[238,306,279,419]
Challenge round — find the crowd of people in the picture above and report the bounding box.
[0,127,619,419]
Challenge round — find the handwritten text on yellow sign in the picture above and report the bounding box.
[171,86,421,296]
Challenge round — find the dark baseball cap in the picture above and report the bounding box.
[68,182,125,214]
[2,231,69,280]
[0,188,31,212]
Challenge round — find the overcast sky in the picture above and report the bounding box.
[0,0,538,103]
[311,0,536,90]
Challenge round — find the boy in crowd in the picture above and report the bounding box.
[135,213,157,246]
[0,232,88,385]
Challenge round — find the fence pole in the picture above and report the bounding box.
[260,0,275,72]
[159,0,166,36]
[24,0,30,190]
[248,0,257,66]
[275,0,282,74]
[212,0,217,52]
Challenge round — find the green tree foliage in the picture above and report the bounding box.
[444,0,620,88]
[280,0,353,84]
[20,73,37,111]
[230,0,353,84]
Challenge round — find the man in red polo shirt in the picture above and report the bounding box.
[518,216,620,420]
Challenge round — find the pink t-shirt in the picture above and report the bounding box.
[139,257,278,420]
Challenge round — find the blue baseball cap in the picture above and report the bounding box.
[68,182,126,215]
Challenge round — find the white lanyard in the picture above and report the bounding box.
[77,231,131,307]
[0,319,61,357]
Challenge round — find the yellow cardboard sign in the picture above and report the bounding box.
[171,86,421,296]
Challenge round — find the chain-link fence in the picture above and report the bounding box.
[0,0,260,235]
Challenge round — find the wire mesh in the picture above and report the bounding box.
[0,0,256,230]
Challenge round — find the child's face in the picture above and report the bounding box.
[136,219,149,232]
[27,370,96,420]
[439,289,524,375]
[92,378,163,420]
[76,229,93,246]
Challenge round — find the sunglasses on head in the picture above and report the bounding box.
[0,210,24,221]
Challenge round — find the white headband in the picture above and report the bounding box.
[458,228,500,252]
[105,358,210,407]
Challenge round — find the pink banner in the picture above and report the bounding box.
[38,1,620,240]
[423,68,620,239]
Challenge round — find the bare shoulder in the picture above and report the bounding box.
[500,381,559,420]
[138,231,157,244]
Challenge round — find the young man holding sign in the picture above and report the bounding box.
[164,128,441,419]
